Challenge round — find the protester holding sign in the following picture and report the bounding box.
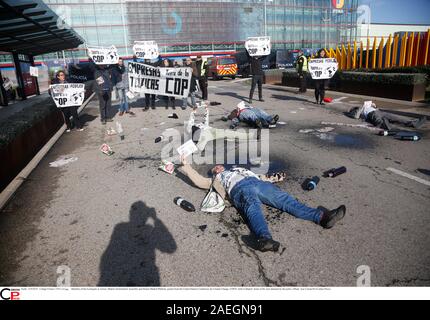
[161,59,176,108]
[94,64,114,124]
[182,57,197,109]
[144,58,158,110]
[50,70,83,132]
[112,58,134,116]
[309,49,339,105]
[248,53,265,104]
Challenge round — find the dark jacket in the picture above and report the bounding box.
[195,60,208,79]
[248,55,265,76]
[94,67,113,94]
[110,65,125,86]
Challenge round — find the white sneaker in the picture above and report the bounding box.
[66,129,71,133]
[77,128,84,132]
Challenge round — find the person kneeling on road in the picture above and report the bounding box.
[222,101,279,129]
[349,101,426,130]
[179,157,346,252]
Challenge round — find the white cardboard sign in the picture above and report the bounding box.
[87,45,119,65]
[128,62,192,99]
[133,41,159,60]
[308,58,339,80]
[29,66,39,77]
[49,83,85,108]
[177,139,198,158]
[245,36,271,56]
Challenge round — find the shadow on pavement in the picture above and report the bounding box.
[98,201,177,286]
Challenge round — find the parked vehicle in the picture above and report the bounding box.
[207,56,238,80]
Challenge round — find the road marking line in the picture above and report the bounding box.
[386,167,430,186]
[331,97,347,103]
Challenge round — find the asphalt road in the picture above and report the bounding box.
[1,79,429,287]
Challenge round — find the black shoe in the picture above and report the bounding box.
[413,116,426,129]
[271,115,279,125]
[255,119,263,129]
[320,205,346,229]
[259,98,265,102]
[257,238,280,252]
[319,101,325,105]
[101,120,106,125]
[221,116,228,122]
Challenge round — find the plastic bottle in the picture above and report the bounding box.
[325,166,347,178]
[379,130,397,136]
[398,135,420,141]
[174,197,196,212]
[304,176,320,190]
[116,122,124,140]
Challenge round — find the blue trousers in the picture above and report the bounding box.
[230,177,322,239]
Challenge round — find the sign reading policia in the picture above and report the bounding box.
[86,45,119,65]
[49,83,85,108]
[308,58,339,80]
[128,62,192,99]
[245,36,271,57]
[132,41,160,60]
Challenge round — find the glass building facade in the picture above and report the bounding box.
[41,0,358,58]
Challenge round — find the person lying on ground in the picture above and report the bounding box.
[187,106,258,151]
[222,101,279,129]
[179,156,346,252]
[348,101,426,130]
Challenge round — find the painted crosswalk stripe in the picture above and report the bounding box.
[386,167,430,187]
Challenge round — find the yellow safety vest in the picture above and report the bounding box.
[296,56,308,73]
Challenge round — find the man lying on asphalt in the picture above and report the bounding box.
[179,157,346,252]
[222,101,280,129]
[349,101,426,130]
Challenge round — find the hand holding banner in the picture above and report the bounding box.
[49,83,85,108]
[87,45,119,65]
[308,58,338,80]
[133,41,159,60]
[245,36,271,57]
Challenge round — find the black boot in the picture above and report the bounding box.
[257,237,280,252]
[320,205,346,229]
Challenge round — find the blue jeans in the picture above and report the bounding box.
[230,177,323,239]
[182,92,196,108]
[239,108,273,126]
[117,87,129,112]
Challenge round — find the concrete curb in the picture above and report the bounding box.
[0,93,96,212]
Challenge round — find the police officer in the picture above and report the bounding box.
[296,50,308,93]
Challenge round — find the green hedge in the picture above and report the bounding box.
[337,72,427,86]
[352,66,430,79]
[0,97,58,150]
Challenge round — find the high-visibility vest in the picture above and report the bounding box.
[296,56,308,72]
[200,60,207,77]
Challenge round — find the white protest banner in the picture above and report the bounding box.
[308,58,338,80]
[49,83,85,108]
[177,140,198,158]
[87,45,119,65]
[133,41,159,60]
[245,36,271,56]
[30,66,39,77]
[128,62,192,99]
